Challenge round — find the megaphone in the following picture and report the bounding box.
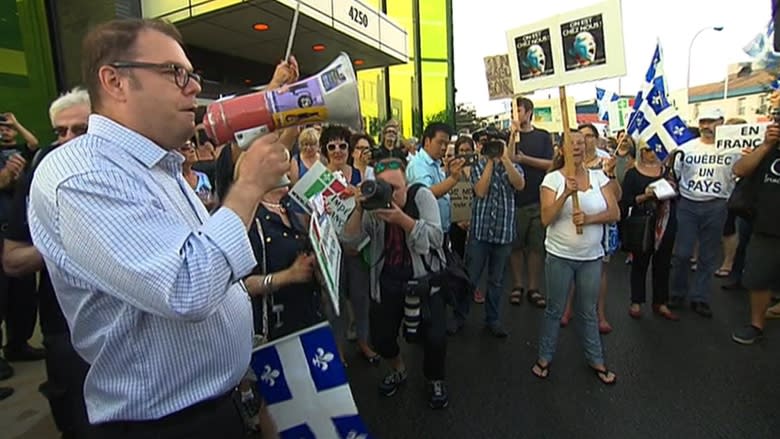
[203,52,363,148]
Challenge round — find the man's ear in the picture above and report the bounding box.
[97,65,128,104]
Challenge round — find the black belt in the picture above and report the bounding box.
[93,389,237,435]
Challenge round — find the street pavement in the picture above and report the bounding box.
[346,257,780,439]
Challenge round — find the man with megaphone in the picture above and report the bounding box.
[27,18,296,437]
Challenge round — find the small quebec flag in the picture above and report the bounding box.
[251,322,373,439]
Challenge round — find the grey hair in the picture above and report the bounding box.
[48,87,91,125]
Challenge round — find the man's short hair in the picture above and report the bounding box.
[515,96,534,114]
[422,122,452,143]
[49,87,91,126]
[577,123,599,138]
[81,18,183,111]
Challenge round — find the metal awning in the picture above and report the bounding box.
[143,0,408,72]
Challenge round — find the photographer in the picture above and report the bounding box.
[731,119,780,345]
[450,136,525,338]
[342,158,449,409]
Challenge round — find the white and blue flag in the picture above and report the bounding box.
[595,87,619,121]
[252,322,372,439]
[744,19,780,72]
[626,43,694,160]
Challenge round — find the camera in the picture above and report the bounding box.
[481,140,505,159]
[0,115,7,123]
[359,179,393,210]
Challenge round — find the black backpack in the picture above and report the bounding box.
[402,183,473,306]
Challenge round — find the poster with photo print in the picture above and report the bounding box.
[560,13,606,71]
[515,28,555,81]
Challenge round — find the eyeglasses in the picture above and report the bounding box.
[327,142,348,152]
[374,159,404,175]
[180,141,194,151]
[53,124,88,138]
[109,61,202,90]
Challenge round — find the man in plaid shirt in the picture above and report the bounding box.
[449,136,525,337]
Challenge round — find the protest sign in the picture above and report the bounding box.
[290,161,356,234]
[607,98,631,133]
[309,195,342,315]
[449,180,473,223]
[483,54,515,100]
[505,0,626,94]
[715,123,769,150]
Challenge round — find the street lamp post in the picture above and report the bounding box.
[686,26,724,119]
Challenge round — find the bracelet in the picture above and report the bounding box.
[262,274,275,293]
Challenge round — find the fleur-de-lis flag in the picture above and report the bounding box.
[251,322,373,439]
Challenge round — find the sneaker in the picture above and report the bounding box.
[473,289,485,304]
[446,318,465,336]
[486,323,508,338]
[0,358,14,381]
[667,296,685,310]
[428,380,449,409]
[690,301,713,318]
[378,368,408,397]
[732,325,764,345]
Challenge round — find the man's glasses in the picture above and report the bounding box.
[109,61,202,90]
[374,159,404,174]
[53,124,88,138]
[327,142,348,152]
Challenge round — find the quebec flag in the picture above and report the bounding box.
[252,322,373,439]
[595,87,619,121]
[626,43,694,160]
[743,19,780,72]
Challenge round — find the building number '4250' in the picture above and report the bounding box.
[348,6,369,28]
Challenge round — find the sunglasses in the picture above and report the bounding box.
[53,124,88,138]
[180,141,194,151]
[327,143,348,152]
[374,159,404,175]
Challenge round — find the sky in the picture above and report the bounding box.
[453,0,772,116]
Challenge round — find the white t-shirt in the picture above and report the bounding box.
[674,138,741,201]
[542,169,610,261]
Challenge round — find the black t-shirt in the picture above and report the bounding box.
[753,147,780,237]
[214,145,235,204]
[6,144,69,336]
[514,128,553,207]
[381,223,414,282]
[0,143,34,228]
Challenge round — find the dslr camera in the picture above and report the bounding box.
[481,140,505,159]
[359,179,393,210]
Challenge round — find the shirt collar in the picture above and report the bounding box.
[87,114,172,169]
[418,148,439,166]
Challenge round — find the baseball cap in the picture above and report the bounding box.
[698,108,724,121]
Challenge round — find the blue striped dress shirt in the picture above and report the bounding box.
[28,115,256,423]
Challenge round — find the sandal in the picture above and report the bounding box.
[714,268,731,278]
[527,290,546,308]
[590,366,617,385]
[509,287,524,306]
[531,360,550,380]
[765,307,780,320]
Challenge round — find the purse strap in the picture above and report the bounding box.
[252,217,270,344]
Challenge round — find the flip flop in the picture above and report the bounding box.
[510,287,524,306]
[527,290,546,308]
[766,308,780,320]
[531,361,550,380]
[714,269,731,278]
[590,366,617,385]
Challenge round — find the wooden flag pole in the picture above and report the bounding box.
[558,86,583,235]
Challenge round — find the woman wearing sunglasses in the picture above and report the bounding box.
[342,158,450,409]
[319,126,381,364]
[180,140,216,211]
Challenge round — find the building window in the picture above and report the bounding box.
[737,97,746,116]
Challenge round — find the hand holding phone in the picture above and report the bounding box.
[455,153,477,167]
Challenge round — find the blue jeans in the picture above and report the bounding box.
[456,240,513,325]
[671,198,728,303]
[538,254,604,365]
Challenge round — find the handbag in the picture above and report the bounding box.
[621,207,655,254]
[727,175,758,219]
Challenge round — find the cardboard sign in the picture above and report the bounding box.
[308,195,342,316]
[715,123,769,150]
[483,54,515,100]
[505,0,626,94]
[449,180,473,223]
[290,161,356,234]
